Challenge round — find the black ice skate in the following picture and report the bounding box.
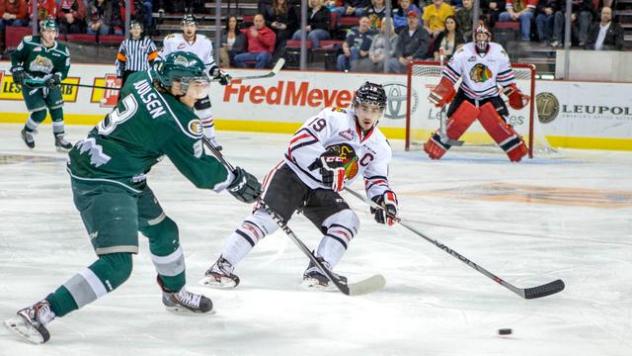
[208,136,222,151]
[54,134,73,152]
[162,288,213,314]
[21,128,35,149]
[302,257,347,289]
[199,255,240,288]
[4,299,56,344]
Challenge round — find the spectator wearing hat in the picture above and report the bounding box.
[387,10,430,73]
[393,0,422,33]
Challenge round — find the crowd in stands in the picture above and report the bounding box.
[0,0,625,68]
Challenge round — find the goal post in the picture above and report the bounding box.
[405,60,547,158]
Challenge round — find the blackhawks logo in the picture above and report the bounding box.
[327,143,359,180]
[469,63,493,83]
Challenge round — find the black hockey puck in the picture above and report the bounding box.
[498,328,512,335]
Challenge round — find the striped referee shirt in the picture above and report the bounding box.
[115,37,159,76]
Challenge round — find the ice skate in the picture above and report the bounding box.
[199,256,240,288]
[208,136,222,151]
[4,299,55,344]
[21,128,35,149]
[54,134,73,152]
[162,288,213,314]
[302,257,346,290]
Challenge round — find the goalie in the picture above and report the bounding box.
[424,25,530,162]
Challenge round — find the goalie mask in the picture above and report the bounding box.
[474,25,491,54]
[156,51,209,95]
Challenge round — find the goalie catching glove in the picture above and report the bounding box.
[371,190,398,226]
[503,84,529,110]
[227,167,261,203]
[309,148,346,192]
[428,77,456,108]
[209,66,231,86]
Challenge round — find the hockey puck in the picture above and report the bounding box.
[498,328,512,335]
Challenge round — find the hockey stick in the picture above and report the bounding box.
[437,51,463,147]
[344,188,565,299]
[219,58,285,82]
[63,83,121,90]
[199,137,386,296]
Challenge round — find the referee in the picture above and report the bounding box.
[115,20,159,85]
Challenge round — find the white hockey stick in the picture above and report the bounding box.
[219,58,285,82]
[344,188,565,299]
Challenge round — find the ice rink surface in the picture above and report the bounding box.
[0,124,631,356]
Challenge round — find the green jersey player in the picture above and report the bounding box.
[4,51,262,344]
[10,19,72,151]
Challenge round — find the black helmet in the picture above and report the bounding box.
[182,14,197,26]
[353,82,387,110]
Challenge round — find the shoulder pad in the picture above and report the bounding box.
[164,34,176,40]
[330,107,347,114]
[24,35,33,42]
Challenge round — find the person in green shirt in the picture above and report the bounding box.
[4,51,262,345]
[10,19,73,151]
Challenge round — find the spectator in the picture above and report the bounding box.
[220,15,247,67]
[551,0,594,47]
[263,0,298,60]
[336,16,375,71]
[393,0,422,33]
[87,0,122,35]
[234,13,276,69]
[498,0,537,41]
[366,0,386,29]
[481,0,505,28]
[57,0,86,34]
[352,17,397,72]
[28,0,57,22]
[455,0,473,41]
[433,15,463,60]
[387,10,430,73]
[330,0,370,17]
[585,6,623,50]
[0,0,28,37]
[535,0,558,43]
[423,0,455,39]
[291,0,330,48]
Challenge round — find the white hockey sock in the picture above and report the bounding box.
[221,231,255,266]
[315,236,346,269]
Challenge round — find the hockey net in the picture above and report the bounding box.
[405,61,552,158]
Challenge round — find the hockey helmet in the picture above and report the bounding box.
[130,20,143,29]
[156,51,208,92]
[474,24,491,53]
[40,19,58,33]
[181,14,197,26]
[353,82,387,110]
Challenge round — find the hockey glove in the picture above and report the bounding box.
[428,77,456,108]
[371,191,398,226]
[310,149,346,192]
[209,66,232,86]
[227,167,262,203]
[11,66,25,85]
[503,84,529,110]
[45,74,62,88]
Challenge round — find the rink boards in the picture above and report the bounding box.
[0,62,630,151]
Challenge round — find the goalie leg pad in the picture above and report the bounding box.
[478,102,528,162]
[424,100,479,159]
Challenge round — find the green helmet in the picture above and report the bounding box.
[40,19,58,32]
[156,51,207,91]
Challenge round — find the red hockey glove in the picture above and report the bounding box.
[370,191,398,226]
[428,77,456,108]
[503,84,530,110]
[311,150,346,192]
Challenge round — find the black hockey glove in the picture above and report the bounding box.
[227,167,262,203]
[309,149,346,192]
[11,66,25,85]
[209,66,232,86]
[370,191,398,226]
[45,73,62,88]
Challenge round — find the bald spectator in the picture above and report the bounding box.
[585,7,623,51]
[235,14,276,68]
[336,16,376,71]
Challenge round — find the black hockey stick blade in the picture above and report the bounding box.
[521,279,565,299]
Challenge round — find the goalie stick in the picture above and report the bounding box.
[437,51,463,147]
[217,58,286,82]
[344,188,565,299]
[199,137,386,296]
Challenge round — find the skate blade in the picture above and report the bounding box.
[164,305,216,316]
[301,278,332,291]
[55,146,71,153]
[198,275,238,289]
[4,317,48,344]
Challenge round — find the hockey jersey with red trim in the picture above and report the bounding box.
[442,42,515,100]
[284,107,393,199]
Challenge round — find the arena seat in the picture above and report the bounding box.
[99,35,125,45]
[65,34,97,43]
[5,26,33,51]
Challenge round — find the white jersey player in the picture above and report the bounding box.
[200,82,400,289]
[425,25,530,162]
[159,14,231,149]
